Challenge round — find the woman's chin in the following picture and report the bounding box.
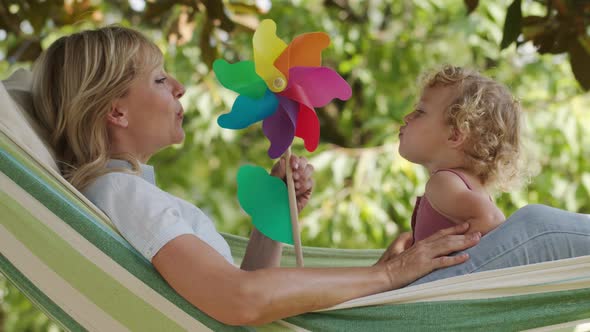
[174,129,185,144]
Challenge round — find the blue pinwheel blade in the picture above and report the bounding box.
[217,89,279,129]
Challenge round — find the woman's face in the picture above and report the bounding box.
[111,64,186,161]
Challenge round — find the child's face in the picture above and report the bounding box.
[398,85,456,167]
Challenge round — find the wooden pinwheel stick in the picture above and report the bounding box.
[284,147,304,267]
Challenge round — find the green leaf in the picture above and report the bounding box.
[500,0,522,49]
[569,38,590,90]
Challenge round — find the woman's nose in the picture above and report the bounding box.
[171,78,185,99]
[176,84,185,99]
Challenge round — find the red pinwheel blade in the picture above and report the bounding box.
[295,104,320,153]
[274,32,330,79]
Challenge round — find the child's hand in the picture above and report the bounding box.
[375,232,414,265]
[270,155,314,212]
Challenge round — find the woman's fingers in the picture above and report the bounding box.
[432,253,469,270]
[390,232,414,255]
[423,222,470,243]
[427,232,480,256]
[382,231,480,288]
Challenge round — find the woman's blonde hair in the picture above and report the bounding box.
[420,65,525,191]
[32,26,163,190]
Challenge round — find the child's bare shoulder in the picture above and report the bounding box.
[425,170,471,196]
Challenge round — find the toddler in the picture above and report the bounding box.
[399,65,524,242]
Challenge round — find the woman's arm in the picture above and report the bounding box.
[152,223,480,326]
[241,228,283,270]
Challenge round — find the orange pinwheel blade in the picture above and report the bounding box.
[274,32,330,78]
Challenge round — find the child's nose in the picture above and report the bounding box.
[403,113,411,123]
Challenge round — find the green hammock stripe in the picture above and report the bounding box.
[286,287,590,331]
[0,254,84,332]
[0,183,194,331]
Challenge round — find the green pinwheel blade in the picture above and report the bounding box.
[213,59,268,99]
[237,165,293,244]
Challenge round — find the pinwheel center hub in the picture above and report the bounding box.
[273,77,286,90]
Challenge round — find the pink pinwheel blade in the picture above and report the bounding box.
[278,67,352,110]
[262,96,299,159]
[295,104,320,152]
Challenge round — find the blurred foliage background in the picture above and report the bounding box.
[1,0,589,330]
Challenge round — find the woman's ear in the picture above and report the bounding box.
[107,100,129,128]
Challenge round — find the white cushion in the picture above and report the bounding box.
[0,69,59,172]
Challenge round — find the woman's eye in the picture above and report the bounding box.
[155,77,167,84]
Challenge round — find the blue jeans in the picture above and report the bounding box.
[410,204,590,286]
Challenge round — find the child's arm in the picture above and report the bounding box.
[425,171,505,235]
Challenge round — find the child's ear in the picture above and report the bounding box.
[107,100,129,128]
[447,127,466,148]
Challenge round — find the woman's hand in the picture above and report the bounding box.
[271,155,314,212]
[375,231,414,265]
[377,223,481,289]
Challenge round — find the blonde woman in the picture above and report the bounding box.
[30,26,480,325]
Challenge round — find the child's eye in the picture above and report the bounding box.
[155,77,167,84]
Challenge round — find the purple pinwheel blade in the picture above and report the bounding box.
[217,89,279,129]
[262,98,298,158]
[279,67,352,109]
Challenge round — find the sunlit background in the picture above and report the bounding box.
[1,0,589,330]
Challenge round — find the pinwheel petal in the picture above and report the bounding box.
[213,59,267,99]
[262,96,298,159]
[295,104,320,153]
[253,19,288,93]
[274,32,330,79]
[279,67,352,109]
[218,89,279,129]
[237,165,293,244]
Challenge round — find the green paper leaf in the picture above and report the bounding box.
[213,59,268,99]
[237,165,293,244]
[500,0,522,50]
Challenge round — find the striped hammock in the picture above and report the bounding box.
[1,70,590,331]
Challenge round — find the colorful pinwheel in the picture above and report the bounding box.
[214,19,351,266]
[213,19,352,158]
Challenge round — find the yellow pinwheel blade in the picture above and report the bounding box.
[253,19,288,93]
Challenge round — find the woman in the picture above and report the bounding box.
[30,26,480,325]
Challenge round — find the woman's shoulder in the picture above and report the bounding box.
[82,170,160,202]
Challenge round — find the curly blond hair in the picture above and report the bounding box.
[32,26,163,190]
[420,65,524,191]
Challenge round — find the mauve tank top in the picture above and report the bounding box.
[411,169,472,242]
